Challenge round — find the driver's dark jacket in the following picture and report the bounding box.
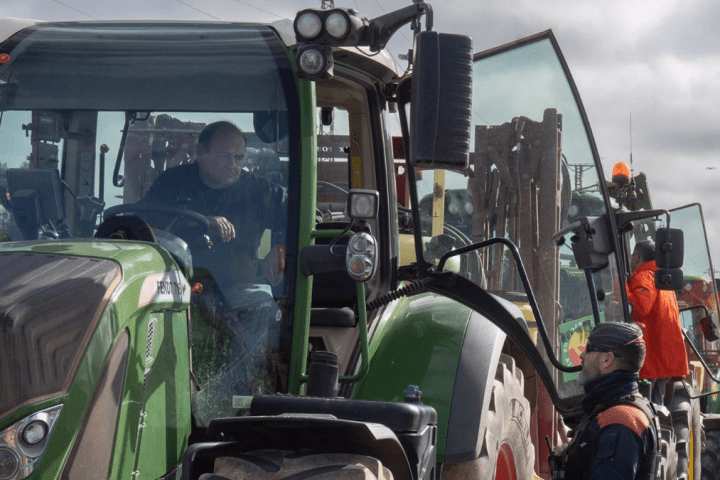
[564,371,657,480]
[141,162,286,282]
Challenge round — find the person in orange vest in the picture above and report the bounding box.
[555,322,659,480]
[626,239,689,404]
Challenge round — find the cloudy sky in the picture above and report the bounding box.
[3,0,720,264]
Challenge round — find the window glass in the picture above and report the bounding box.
[0,23,298,425]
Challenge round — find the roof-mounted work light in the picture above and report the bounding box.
[295,44,334,81]
[295,10,323,40]
[292,3,432,81]
[294,8,364,45]
[293,8,362,80]
[326,11,351,40]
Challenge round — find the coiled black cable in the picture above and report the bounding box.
[366,279,429,312]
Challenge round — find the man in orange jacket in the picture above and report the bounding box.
[626,239,689,405]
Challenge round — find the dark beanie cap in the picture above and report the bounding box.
[587,322,643,352]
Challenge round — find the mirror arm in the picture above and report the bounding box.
[614,208,668,230]
[397,78,434,277]
[113,111,133,188]
[584,268,602,326]
[365,3,432,52]
[657,212,674,268]
[438,237,581,373]
[682,329,720,387]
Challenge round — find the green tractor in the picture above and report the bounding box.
[1,4,719,480]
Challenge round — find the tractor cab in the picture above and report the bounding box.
[0,22,303,430]
[0,15,430,433]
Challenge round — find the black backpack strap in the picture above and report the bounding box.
[563,394,659,480]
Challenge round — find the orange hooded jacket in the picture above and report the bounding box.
[626,260,689,380]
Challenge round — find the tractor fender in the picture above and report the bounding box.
[443,308,507,463]
[353,292,529,465]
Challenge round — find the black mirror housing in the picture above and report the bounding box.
[699,315,720,342]
[655,268,684,290]
[655,227,683,268]
[409,31,472,170]
[568,216,611,271]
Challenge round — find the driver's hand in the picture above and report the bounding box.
[207,216,236,243]
[553,443,568,455]
[264,243,286,286]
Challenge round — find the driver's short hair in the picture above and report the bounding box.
[198,121,244,151]
[633,239,656,263]
[613,341,646,372]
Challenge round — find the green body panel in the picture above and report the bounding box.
[352,292,472,459]
[0,239,191,478]
[2,309,121,480]
[288,78,319,395]
[117,309,191,479]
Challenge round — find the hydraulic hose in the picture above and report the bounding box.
[366,278,429,312]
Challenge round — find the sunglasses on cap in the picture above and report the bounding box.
[585,334,643,357]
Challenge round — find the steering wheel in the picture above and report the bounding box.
[103,203,210,241]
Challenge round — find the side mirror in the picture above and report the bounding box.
[409,31,473,170]
[700,315,720,342]
[552,216,610,271]
[654,227,684,290]
[680,305,720,342]
[655,227,684,268]
[655,268,684,290]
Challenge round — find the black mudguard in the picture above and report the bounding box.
[444,305,510,463]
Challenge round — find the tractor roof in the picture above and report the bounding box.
[0,17,401,85]
[0,18,42,43]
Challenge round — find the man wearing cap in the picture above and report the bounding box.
[627,239,689,404]
[559,322,659,480]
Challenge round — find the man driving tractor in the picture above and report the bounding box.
[141,120,288,423]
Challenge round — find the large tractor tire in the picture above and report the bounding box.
[701,430,720,480]
[669,383,703,480]
[441,354,534,480]
[199,450,394,479]
[659,424,679,480]
[690,395,703,479]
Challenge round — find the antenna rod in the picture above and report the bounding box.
[629,112,634,175]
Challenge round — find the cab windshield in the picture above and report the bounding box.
[0,23,299,424]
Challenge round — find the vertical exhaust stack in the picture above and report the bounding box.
[306,351,340,397]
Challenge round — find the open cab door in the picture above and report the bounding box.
[410,30,622,412]
[401,27,715,479]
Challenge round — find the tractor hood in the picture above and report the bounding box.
[0,252,120,421]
